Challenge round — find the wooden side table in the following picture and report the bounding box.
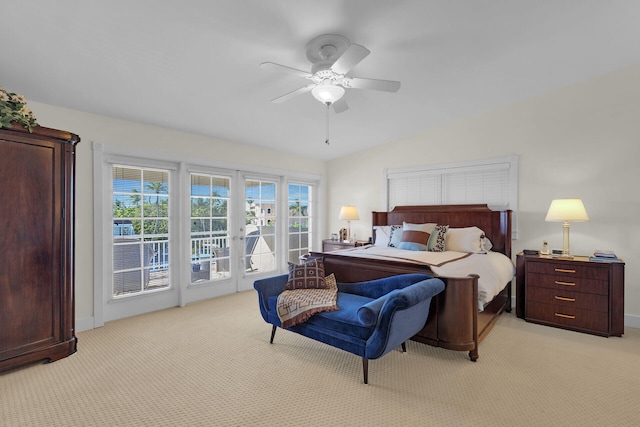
[516,253,624,336]
[322,239,367,252]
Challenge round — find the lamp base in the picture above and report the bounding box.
[561,221,572,258]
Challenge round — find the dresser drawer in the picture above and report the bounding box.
[527,260,609,280]
[526,301,609,335]
[526,286,608,312]
[528,272,609,295]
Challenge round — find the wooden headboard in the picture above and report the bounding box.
[372,204,512,258]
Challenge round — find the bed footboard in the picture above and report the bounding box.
[316,253,501,361]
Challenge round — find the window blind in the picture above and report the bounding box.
[386,155,518,238]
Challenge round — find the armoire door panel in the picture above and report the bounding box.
[0,126,79,372]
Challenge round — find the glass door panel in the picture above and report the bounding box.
[244,179,277,274]
[288,183,313,264]
[112,166,170,297]
[190,173,231,284]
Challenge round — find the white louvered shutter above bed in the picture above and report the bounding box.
[385,155,518,239]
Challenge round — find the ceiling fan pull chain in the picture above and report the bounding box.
[325,103,330,145]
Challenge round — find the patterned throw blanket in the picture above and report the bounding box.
[277,275,338,328]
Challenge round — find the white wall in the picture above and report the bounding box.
[326,64,640,326]
[28,103,326,330]
[25,62,640,328]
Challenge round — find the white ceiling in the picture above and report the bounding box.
[3,1,640,160]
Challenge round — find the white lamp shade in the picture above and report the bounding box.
[312,83,345,104]
[545,198,589,222]
[338,205,360,221]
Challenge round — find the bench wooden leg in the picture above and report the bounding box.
[270,325,277,344]
[362,358,369,384]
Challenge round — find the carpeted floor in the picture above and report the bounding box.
[1,290,639,426]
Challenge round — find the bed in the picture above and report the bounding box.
[309,204,514,361]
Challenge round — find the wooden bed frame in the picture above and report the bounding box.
[310,204,513,361]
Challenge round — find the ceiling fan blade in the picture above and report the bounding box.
[330,44,370,75]
[332,97,349,114]
[260,62,312,78]
[270,84,314,103]
[344,77,401,92]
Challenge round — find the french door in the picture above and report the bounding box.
[95,146,317,326]
[189,171,280,292]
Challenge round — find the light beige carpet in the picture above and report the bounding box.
[1,290,639,426]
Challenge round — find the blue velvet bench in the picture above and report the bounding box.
[254,273,445,384]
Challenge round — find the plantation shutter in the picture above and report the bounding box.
[386,156,518,238]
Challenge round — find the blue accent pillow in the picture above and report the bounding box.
[397,229,430,251]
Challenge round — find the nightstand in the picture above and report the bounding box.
[322,239,367,252]
[516,253,624,336]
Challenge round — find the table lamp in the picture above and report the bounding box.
[338,205,359,242]
[545,198,589,257]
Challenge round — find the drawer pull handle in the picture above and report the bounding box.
[554,268,576,273]
[555,280,576,286]
[555,313,576,319]
[554,295,576,302]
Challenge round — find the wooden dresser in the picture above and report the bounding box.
[516,253,624,336]
[0,125,80,372]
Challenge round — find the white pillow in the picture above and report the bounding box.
[402,222,437,234]
[373,225,392,247]
[445,226,486,253]
[481,236,493,252]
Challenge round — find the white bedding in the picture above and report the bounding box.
[325,245,515,311]
[431,251,515,310]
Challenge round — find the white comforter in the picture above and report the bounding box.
[325,246,515,311]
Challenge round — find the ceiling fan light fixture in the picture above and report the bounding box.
[311,83,345,104]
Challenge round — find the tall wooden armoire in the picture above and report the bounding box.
[0,125,80,372]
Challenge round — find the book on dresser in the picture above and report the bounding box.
[589,249,621,262]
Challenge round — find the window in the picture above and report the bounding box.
[112,166,170,296]
[288,183,313,264]
[190,173,231,283]
[386,155,518,238]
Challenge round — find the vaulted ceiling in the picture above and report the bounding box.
[3,1,639,160]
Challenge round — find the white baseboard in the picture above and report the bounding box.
[76,317,96,333]
[624,313,640,329]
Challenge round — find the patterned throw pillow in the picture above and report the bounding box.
[285,258,328,290]
[387,225,403,248]
[324,272,337,289]
[427,225,449,252]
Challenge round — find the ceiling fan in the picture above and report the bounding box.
[261,34,401,113]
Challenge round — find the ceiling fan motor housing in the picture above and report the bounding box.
[305,34,350,63]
